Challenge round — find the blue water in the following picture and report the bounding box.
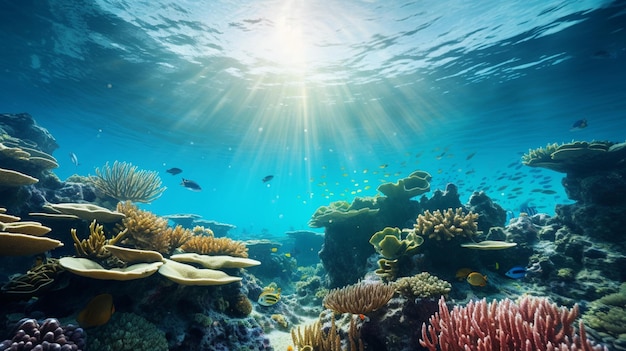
[1,0,625,236]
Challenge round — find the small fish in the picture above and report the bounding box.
[77,293,115,328]
[455,268,473,281]
[181,178,202,191]
[505,266,527,279]
[466,152,476,160]
[262,175,274,183]
[270,247,278,253]
[284,253,291,258]
[166,167,183,175]
[69,152,79,166]
[287,346,294,351]
[466,272,488,287]
[357,314,370,322]
[379,164,388,169]
[258,287,281,307]
[570,119,588,131]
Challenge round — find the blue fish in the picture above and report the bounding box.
[505,266,527,279]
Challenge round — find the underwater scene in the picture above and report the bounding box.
[1,0,626,350]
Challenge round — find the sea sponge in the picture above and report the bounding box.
[231,294,253,317]
[414,208,479,241]
[394,272,451,299]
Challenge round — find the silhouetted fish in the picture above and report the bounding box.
[262,175,274,183]
[69,152,79,166]
[167,167,183,175]
[570,119,588,131]
[181,178,201,191]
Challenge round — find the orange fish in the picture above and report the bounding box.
[77,293,115,328]
[286,346,294,351]
[466,272,488,287]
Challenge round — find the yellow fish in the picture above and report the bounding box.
[77,293,115,328]
[455,268,473,281]
[270,247,278,253]
[258,284,281,307]
[466,272,488,287]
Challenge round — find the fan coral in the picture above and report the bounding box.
[421,296,607,351]
[414,208,479,241]
[323,281,395,314]
[92,161,166,203]
[181,235,248,258]
[394,272,451,299]
[0,318,86,351]
[116,201,192,255]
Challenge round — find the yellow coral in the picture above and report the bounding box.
[116,202,192,255]
[71,220,127,260]
[394,272,451,298]
[413,208,479,241]
[181,236,248,258]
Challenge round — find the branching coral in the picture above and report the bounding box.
[414,208,479,241]
[92,161,166,203]
[116,201,192,255]
[181,236,248,258]
[291,316,363,351]
[323,281,395,314]
[394,272,451,299]
[421,296,607,351]
[72,219,127,260]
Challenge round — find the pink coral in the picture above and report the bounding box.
[420,296,607,351]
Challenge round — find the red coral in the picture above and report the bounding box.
[420,296,607,351]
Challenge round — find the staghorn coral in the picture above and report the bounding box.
[414,208,479,241]
[323,281,395,315]
[291,314,363,351]
[116,201,192,255]
[394,272,451,299]
[92,161,166,203]
[181,235,248,258]
[421,296,607,351]
[72,219,127,261]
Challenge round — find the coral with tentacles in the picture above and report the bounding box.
[323,281,395,315]
[181,235,248,258]
[92,161,166,203]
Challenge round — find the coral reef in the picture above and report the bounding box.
[394,272,451,299]
[92,161,166,203]
[71,220,127,263]
[420,296,607,351]
[323,281,395,314]
[376,170,431,201]
[0,318,85,351]
[1,258,64,297]
[291,314,363,351]
[369,227,423,260]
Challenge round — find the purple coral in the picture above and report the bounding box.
[0,318,85,351]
